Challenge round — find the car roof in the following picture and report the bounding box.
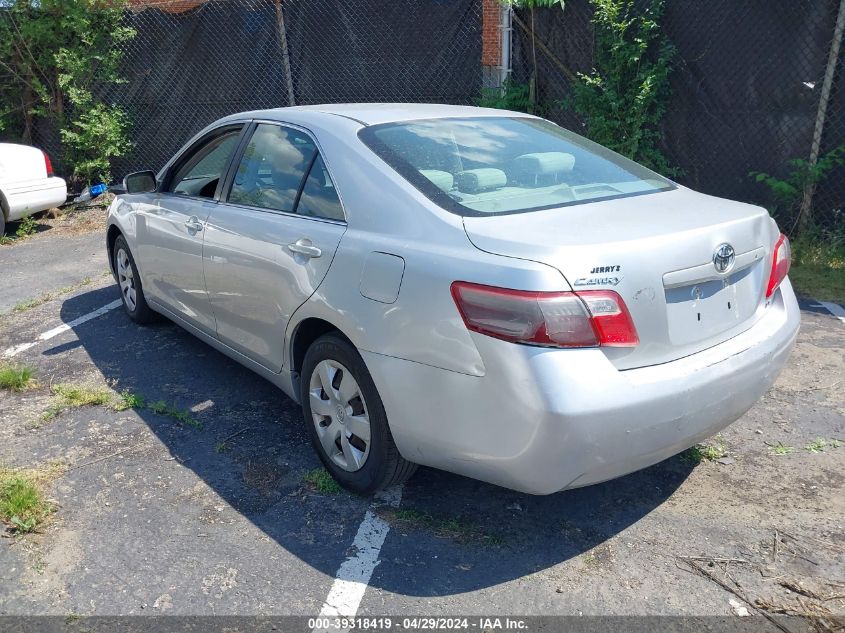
[220,103,534,127]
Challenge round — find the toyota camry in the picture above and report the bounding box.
[106,104,799,494]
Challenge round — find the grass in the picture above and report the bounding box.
[804,438,842,454]
[683,435,728,463]
[113,389,145,411]
[40,383,114,424]
[0,362,36,392]
[35,381,200,430]
[6,276,95,316]
[789,231,845,304]
[0,462,64,534]
[148,400,202,429]
[303,467,342,494]
[388,507,502,546]
[768,442,795,456]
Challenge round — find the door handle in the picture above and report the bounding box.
[185,216,204,232]
[287,239,322,258]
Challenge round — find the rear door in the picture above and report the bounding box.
[137,124,245,335]
[203,121,347,372]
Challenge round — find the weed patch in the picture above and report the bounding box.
[0,363,36,392]
[303,468,342,494]
[148,400,202,429]
[387,507,502,546]
[804,438,841,454]
[683,435,728,463]
[0,461,64,534]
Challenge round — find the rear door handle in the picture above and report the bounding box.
[287,239,322,258]
[185,216,204,232]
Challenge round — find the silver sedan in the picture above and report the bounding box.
[107,104,800,494]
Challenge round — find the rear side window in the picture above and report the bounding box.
[228,124,316,213]
[358,116,674,216]
[296,154,344,221]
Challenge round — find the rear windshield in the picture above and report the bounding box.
[358,116,675,216]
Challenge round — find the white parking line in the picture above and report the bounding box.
[819,300,845,326]
[2,299,122,358]
[313,486,403,630]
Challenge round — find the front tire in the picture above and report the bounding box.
[113,235,157,324]
[301,333,417,494]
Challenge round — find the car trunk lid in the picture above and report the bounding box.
[0,143,48,186]
[462,187,779,370]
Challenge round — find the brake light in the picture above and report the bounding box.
[43,151,54,178]
[450,282,639,348]
[765,233,791,299]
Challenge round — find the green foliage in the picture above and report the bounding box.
[60,102,131,186]
[804,438,841,454]
[114,390,145,412]
[15,215,37,238]
[303,468,342,494]
[478,79,539,115]
[0,0,135,185]
[0,363,36,392]
[768,442,795,456]
[568,0,676,174]
[750,145,845,227]
[149,400,202,429]
[0,474,49,534]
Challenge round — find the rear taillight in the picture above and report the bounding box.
[450,282,639,349]
[43,151,54,178]
[765,233,791,299]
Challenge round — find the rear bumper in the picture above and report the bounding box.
[5,177,67,220]
[364,279,800,494]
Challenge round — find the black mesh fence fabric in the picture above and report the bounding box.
[100,0,481,178]
[4,0,844,237]
[511,0,845,235]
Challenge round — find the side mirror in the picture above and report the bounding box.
[123,170,157,194]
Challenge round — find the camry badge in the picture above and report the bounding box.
[713,243,735,274]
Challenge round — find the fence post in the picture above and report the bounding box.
[798,0,845,231]
[499,2,513,87]
[274,0,296,106]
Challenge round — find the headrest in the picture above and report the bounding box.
[455,168,508,194]
[512,152,575,176]
[419,169,454,192]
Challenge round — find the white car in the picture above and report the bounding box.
[0,143,67,235]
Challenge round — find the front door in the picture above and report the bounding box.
[203,122,347,372]
[137,125,244,335]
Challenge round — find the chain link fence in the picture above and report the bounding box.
[98,0,482,179]
[511,0,845,238]
[5,0,844,242]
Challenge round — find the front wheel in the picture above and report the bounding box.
[113,235,157,324]
[301,333,417,494]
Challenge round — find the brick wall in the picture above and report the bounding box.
[127,0,205,13]
[482,0,501,67]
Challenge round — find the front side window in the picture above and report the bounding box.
[358,117,674,216]
[228,124,316,213]
[169,129,242,198]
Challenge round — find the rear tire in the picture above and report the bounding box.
[113,235,157,324]
[0,211,5,236]
[301,333,417,494]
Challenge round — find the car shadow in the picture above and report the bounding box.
[58,285,696,598]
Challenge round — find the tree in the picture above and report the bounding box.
[0,0,136,184]
[569,0,675,173]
